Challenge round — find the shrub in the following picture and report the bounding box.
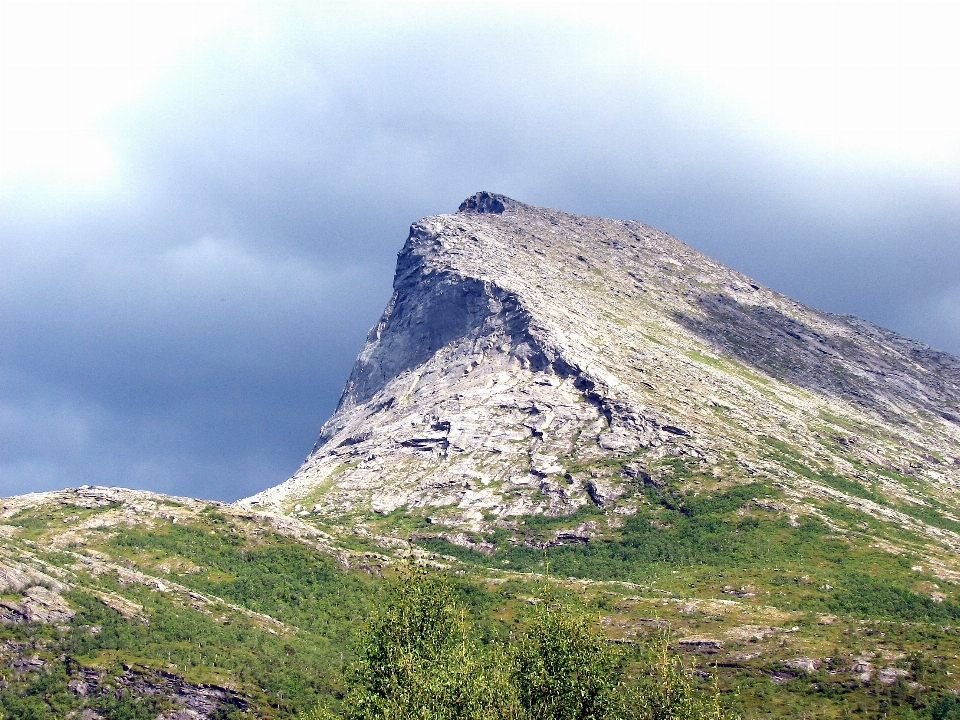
[627,631,729,720]
[341,565,516,720]
[933,694,960,720]
[513,596,623,720]
[308,566,737,720]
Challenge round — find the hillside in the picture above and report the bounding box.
[4,193,960,719]
[246,192,960,565]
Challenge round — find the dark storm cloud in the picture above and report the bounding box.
[2,7,957,499]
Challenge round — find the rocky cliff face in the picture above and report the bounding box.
[243,193,960,538]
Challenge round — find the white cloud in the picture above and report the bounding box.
[6,1,959,200]
[0,1,267,194]
[547,2,960,171]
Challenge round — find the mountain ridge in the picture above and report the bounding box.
[242,192,960,544]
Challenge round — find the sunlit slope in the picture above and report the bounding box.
[0,486,381,718]
[244,192,960,566]
[8,484,960,718]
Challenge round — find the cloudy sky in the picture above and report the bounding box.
[2,2,958,501]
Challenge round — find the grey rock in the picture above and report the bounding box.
[0,564,35,593]
[68,678,89,696]
[852,659,874,682]
[0,585,74,624]
[241,193,960,541]
[783,657,821,674]
[678,636,724,652]
[877,667,910,684]
[0,560,68,594]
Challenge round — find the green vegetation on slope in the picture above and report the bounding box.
[5,486,960,719]
[302,565,732,720]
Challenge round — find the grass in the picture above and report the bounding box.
[107,522,377,637]
[4,501,123,539]
[0,519,384,718]
[760,435,884,502]
[6,474,960,719]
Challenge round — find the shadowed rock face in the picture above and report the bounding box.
[674,292,960,421]
[243,192,960,531]
[458,191,510,214]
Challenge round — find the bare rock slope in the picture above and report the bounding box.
[243,193,960,534]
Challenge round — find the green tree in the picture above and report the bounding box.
[303,565,737,720]
[932,694,960,720]
[341,564,516,720]
[299,702,343,720]
[627,630,730,720]
[512,594,623,720]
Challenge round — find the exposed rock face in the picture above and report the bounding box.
[0,554,74,624]
[0,585,75,624]
[243,193,960,531]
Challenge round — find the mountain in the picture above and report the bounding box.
[5,193,960,719]
[244,192,960,552]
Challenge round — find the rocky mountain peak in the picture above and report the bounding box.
[457,191,515,214]
[243,195,959,538]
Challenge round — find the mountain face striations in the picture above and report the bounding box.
[244,192,960,546]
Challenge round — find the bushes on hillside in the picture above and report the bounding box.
[302,566,736,720]
[343,567,514,719]
[513,595,622,720]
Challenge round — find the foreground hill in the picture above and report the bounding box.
[8,483,960,719]
[0,486,382,718]
[4,194,960,718]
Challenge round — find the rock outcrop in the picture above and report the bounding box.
[243,193,960,532]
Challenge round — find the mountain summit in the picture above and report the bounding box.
[243,193,960,542]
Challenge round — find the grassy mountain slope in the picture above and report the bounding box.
[5,484,960,718]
